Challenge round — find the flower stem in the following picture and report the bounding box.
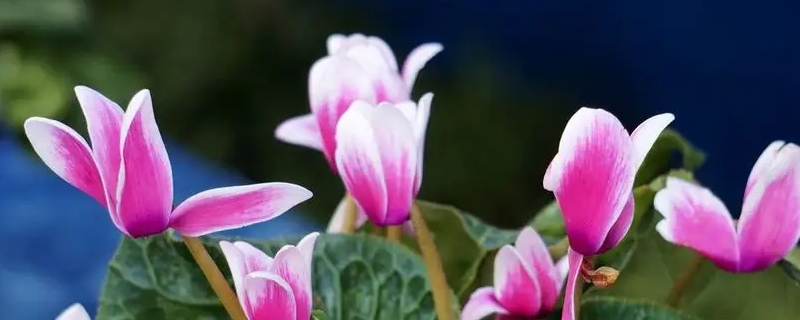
[666,252,704,307]
[387,225,402,242]
[183,236,247,320]
[410,202,455,320]
[341,193,358,234]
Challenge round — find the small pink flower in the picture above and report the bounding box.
[220,232,319,320]
[55,303,90,320]
[24,86,312,238]
[461,227,569,320]
[543,107,674,320]
[654,141,800,273]
[275,33,442,171]
[333,95,432,226]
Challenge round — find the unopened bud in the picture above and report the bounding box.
[588,266,619,288]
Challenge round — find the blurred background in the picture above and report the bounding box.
[1,0,799,319]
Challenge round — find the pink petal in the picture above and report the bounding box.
[55,303,91,320]
[243,271,297,320]
[270,246,313,320]
[169,182,312,237]
[366,35,400,71]
[233,241,274,272]
[74,86,124,208]
[629,113,675,170]
[116,90,172,237]
[461,287,509,320]
[308,56,376,168]
[554,256,570,290]
[745,140,786,197]
[335,102,417,226]
[413,93,433,194]
[493,245,542,316]
[326,34,347,54]
[561,249,584,320]
[401,43,443,90]
[325,196,369,233]
[737,142,800,272]
[274,114,323,151]
[295,232,320,275]
[514,227,560,313]
[653,177,739,271]
[220,241,250,309]
[23,118,106,208]
[598,194,635,253]
[547,107,636,255]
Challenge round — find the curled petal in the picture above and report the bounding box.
[23,118,106,208]
[461,287,509,320]
[598,194,635,253]
[55,303,91,320]
[243,271,297,320]
[402,43,443,90]
[514,227,559,312]
[413,93,433,194]
[653,177,739,271]
[220,241,249,309]
[745,140,786,196]
[274,114,323,151]
[295,232,320,275]
[335,102,417,226]
[493,245,541,316]
[738,143,800,272]
[325,196,369,233]
[169,182,313,237]
[270,246,313,320]
[561,249,584,320]
[74,86,124,206]
[547,108,635,255]
[116,90,172,237]
[629,113,675,171]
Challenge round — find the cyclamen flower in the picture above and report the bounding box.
[275,33,442,170]
[654,141,800,273]
[55,304,90,320]
[543,107,674,320]
[333,94,432,226]
[461,227,569,320]
[25,87,312,238]
[220,232,319,320]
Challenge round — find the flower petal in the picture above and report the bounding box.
[628,113,675,170]
[598,194,635,253]
[243,271,297,320]
[74,86,125,207]
[115,90,172,237]
[461,287,509,320]
[295,232,320,275]
[326,34,347,54]
[413,93,433,194]
[554,256,570,289]
[325,195,369,233]
[274,114,323,151]
[55,303,91,320]
[514,227,560,313]
[493,245,541,316]
[402,43,443,90]
[233,241,274,272]
[561,249,584,320]
[737,142,800,272]
[335,102,417,226]
[547,107,635,255]
[270,246,313,320]
[745,140,786,196]
[220,241,249,309]
[169,182,313,237]
[23,118,106,207]
[653,177,739,271]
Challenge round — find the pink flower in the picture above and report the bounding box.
[333,94,432,226]
[274,33,442,171]
[542,107,674,320]
[24,86,312,238]
[220,232,319,320]
[461,227,569,320]
[653,141,800,273]
[55,304,90,320]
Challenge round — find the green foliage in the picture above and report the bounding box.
[579,297,699,320]
[97,233,453,320]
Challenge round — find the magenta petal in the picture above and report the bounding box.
[598,194,635,253]
[493,245,541,316]
[401,43,443,90]
[233,241,273,272]
[169,182,312,237]
[274,114,324,151]
[561,249,584,320]
[116,90,172,237]
[514,227,560,313]
[24,118,106,206]
[74,86,124,206]
[461,287,509,320]
[737,143,800,272]
[653,177,740,271]
[219,241,249,309]
[270,246,313,320]
[55,303,91,320]
[243,271,297,320]
[549,108,636,255]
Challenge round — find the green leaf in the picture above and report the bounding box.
[530,201,566,239]
[311,309,330,320]
[97,233,452,320]
[777,247,800,286]
[579,297,699,320]
[590,221,800,320]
